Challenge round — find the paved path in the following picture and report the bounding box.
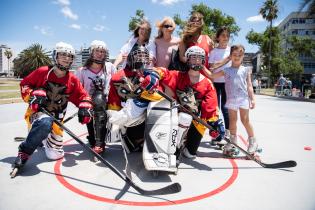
[0,95,314,210]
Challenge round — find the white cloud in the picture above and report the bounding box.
[152,0,182,6]
[69,24,81,30]
[33,25,53,36]
[101,15,106,20]
[246,15,265,22]
[61,6,78,20]
[93,24,110,32]
[55,0,70,6]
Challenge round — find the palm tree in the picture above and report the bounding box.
[13,43,51,78]
[299,0,315,17]
[259,0,279,85]
[4,49,12,75]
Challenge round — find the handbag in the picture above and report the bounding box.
[168,49,188,72]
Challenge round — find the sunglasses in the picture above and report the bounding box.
[163,24,173,29]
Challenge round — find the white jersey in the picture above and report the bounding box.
[208,46,231,83]
[75,62,116,97]
[223,65,250,102]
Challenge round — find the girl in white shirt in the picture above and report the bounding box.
[208,26,231,144]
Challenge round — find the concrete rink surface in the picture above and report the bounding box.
[0,95,314,210]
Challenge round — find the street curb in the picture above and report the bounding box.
[257,93,315,103]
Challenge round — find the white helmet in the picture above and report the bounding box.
[185,46,205,71]
[89,40,108,64]
[52,42,75,71]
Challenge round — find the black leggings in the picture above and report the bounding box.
[214,82,229,129]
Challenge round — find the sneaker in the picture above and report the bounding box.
[182,147,196,159]
[247,137,258,155]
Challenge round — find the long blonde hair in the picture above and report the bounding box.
[182,12,204,46]
[155,16,176,39]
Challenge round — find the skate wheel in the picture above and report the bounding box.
[10,168,19,178]
[257,148,263,153]
[152,171,159,178]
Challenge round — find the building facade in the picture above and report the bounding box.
[0,45,15,76]
[278,12,315,75]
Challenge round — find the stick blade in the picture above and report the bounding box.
[133,182,181,196]
[264,160,297,169]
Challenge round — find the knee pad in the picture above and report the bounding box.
[43,133,64,160]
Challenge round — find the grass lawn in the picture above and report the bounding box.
[0,91,21,99]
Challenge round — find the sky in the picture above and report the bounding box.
[0,0,302,59]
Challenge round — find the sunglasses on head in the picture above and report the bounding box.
[163,24,173,29]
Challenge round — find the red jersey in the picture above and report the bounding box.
[20,66,90,121]
[158,68,219,122]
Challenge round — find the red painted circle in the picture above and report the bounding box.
[54,138,239,206]
[304,146,312,151]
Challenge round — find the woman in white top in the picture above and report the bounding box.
[154,16,180,68]
[113,19,156,69]
[208,26,232,144]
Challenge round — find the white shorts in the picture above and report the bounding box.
[225,97,249,111]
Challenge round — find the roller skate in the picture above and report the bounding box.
[10,151,29,178]
[247,137,262,157]
[223,134,239,158]
[92,143,106,162]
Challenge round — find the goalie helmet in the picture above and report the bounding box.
[185,46,205,71]
[89,40,108,64]
[127,45,150,71]
[52,42,75,71]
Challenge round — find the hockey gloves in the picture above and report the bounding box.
[29,89,47,112]
[78,101,93,124]
[141,70,160,91]
[208,119,225,141]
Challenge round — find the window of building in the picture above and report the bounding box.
[292,29,298,35]
[292,18,298,24]
[299,18,306,24]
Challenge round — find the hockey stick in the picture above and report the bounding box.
[63,112,78,123]
[41,109,181,195]
[156,89,297,169]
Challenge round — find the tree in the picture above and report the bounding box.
[246,27,282,82]
[173,3,240,38]
[13,44,51,78]
[299,0,315,17]
[278,51,303,75]
[287,35,315,58]
[128,10,145,32]
[4,49,12,74]
[259,0,279,80]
